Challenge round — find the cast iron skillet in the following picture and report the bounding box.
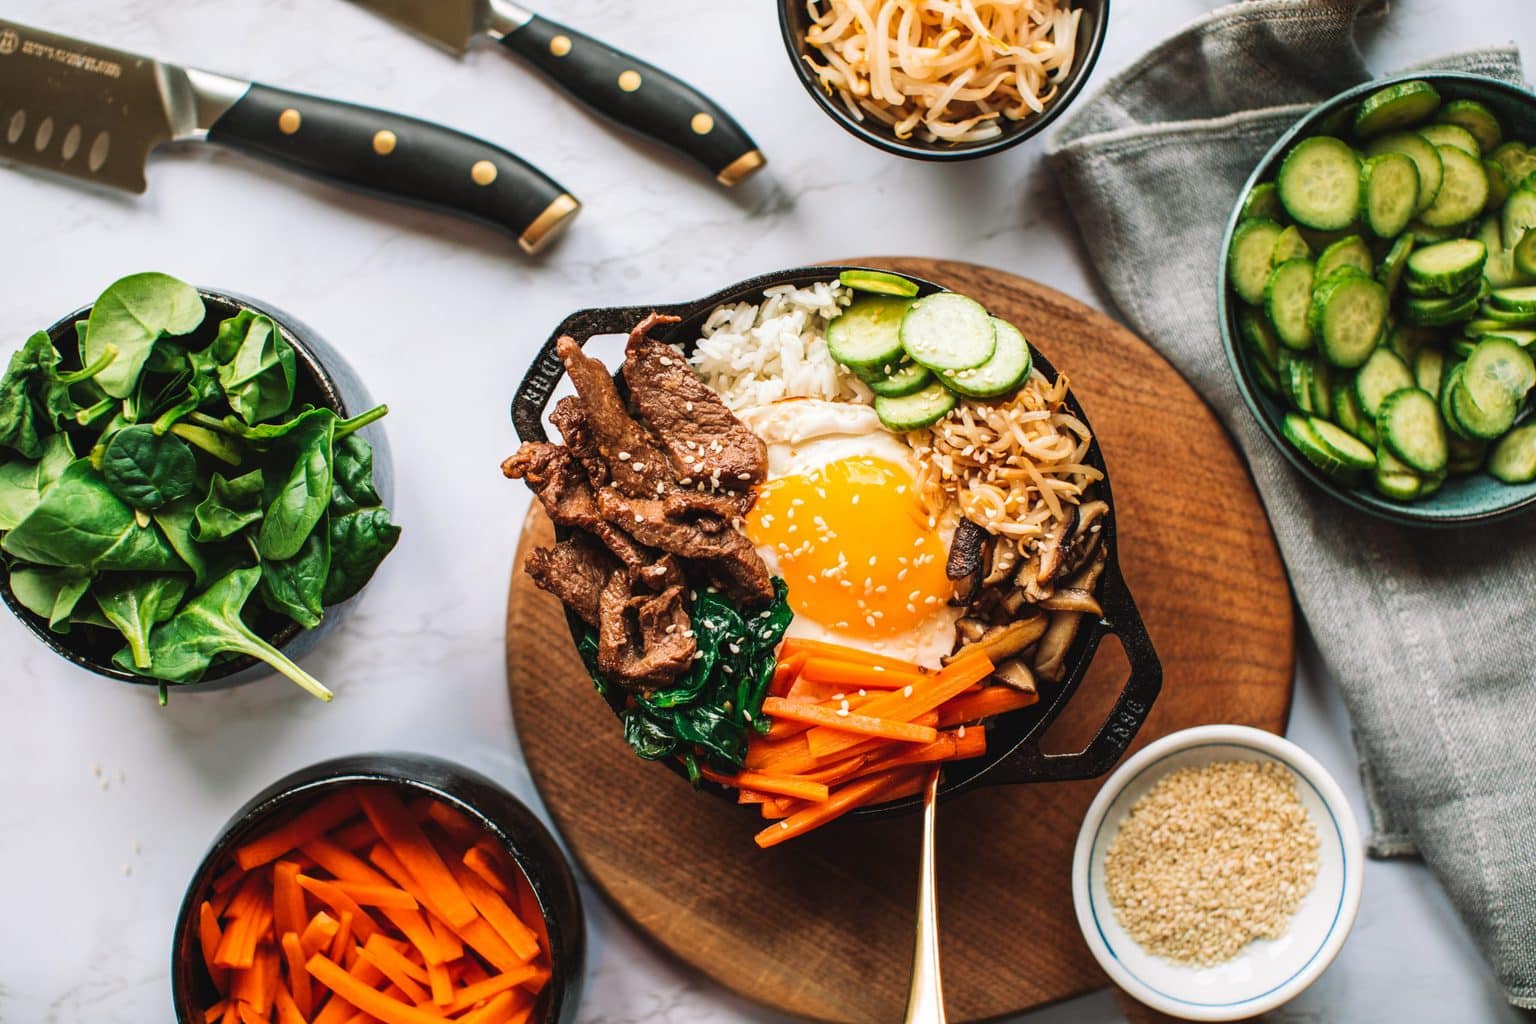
[170,753,586,1024]
[511,266,1161,818]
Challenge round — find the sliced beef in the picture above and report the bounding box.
[525,533,616,626]
[596,489,774,606]
[556,336,671,498]
[622,313,767,495]
[549,396,609,487]
[596,577,695,688]
[662,489,753,521]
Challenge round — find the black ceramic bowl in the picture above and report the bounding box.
[171,753,586,1024]
[0,288,392,690]
[777,0,1110,160]
[512,265,1161,820]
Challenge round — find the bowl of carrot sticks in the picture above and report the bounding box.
[171,753,584,1024]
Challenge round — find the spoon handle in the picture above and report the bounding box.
[904,768,947,1024]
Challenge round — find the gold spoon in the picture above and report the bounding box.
[903,768,947,1024]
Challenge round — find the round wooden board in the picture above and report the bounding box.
[506,258,1295,1023]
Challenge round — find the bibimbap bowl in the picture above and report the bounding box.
[511,266,1161,834]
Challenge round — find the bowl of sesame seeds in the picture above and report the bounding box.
[1072,724,1363,1021]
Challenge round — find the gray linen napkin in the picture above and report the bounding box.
[1045,0,1535,1007]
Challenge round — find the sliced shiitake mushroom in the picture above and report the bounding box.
[1032,550,1110,683]
[947,519,993,605]
[1058,500,1110,580]
[991,658,1037,695]
[947,613,1049,665]
[956,617,988,643]
[1039,588,1103,616]
[1034,504,1079,589]
[983,542,1018,588]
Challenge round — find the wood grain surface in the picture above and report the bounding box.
[504,258,1296,1022]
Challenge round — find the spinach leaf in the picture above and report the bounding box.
[0,432,75,530]
[673,703,748,766]
[82,273,204,398]
[0,333,64,458]
[215,311,296,426]
[330,435,382,514]
[101,425,198,510]
[622,707,680,760]
[3,461,185,572]
[260,526,329,629]
[169,422,243,467]
[257,408,334,560]
[323,507,399,605]
[10,566,91,632]
[153,498,241,589]
[113,566,331,701]
[191,470,264,542]
[94,575,190,668]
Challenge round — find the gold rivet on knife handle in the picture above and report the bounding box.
[519,193,580,256]
[471,160,498,186]
[716,150,766,187]
[549,35,572,57]
[373,130,397,156]
[618,70,642,93]
[691,114,715,136]
[278,109,302,135]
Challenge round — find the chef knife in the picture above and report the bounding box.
[0,18,579,254]
[348,0,766,188]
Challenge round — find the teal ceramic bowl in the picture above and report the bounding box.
[1219,72,1536,527]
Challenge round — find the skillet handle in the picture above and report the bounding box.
[510,304,691,442]
[987,557,1162,784]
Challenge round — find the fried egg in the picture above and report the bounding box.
[736,399,960,667]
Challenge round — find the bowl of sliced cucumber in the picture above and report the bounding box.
[1220,72,1536,526]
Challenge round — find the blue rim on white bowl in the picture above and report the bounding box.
[1071,725,1364,1021]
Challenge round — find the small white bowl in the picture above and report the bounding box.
[1072,725,1363,1021]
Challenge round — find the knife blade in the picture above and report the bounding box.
[0,18,579,254]
[349,0,766,188]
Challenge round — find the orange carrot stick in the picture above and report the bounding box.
[331,882,419,911]
[199,901,230,992]
[273,861,307,943]
[308,952,386,1024]
[296,877,381,943]
[281,931,312,1019]
[803,655,991,760]
[329,911,355,963]
[701,767,829,803]
[220,1002,238,1024]
[424,801,481,848]
[300,839,443,965]
[427,961,453,1006]
[755,769,913,848]
[460,845,512,900]
[361,933,429,986]
[274,983,308,1024]
[237,1003,269,1024]
[357,939,429,1004]
[356,789,476,929]
[798,657,929,690]
[445,965,546,1014]
[936,685,1039,727]
[780,638,921,672]
[204,1000,228,1023]
[306,954,448,1024]
[236,792,360,871]
[298,912,341,960]
[768,651,807,697]
[445,856,540,963]
[457,992,517,1024]
[216,902,271,970]
[761,697,939,745]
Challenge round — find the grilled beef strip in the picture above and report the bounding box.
[556,336,672,498]
[622,313,766,502]
[596,576,695,687]
[596,489,774,606]
[524,533,617,627]
[549,395,609,487]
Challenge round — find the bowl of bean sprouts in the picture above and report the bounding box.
[778,0,1110,160]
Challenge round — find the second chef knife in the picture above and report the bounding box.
[349,0,766,188]
[0,18,579,254]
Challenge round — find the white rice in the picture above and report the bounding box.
[688,281,873,411]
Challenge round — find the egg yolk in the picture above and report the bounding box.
[744,456,953,638]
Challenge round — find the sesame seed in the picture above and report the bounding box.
[903,686,914,698]
[617,451,631,460]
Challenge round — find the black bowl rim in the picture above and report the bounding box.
[521,263,1156,817]
[1218,70,1536,529]
[775,0,1111,161]
[0,288,355,684]
[169,752,586,1024]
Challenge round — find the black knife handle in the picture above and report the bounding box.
[499,16,764,187]
[206,83,579,254]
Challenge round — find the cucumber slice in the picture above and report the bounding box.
[1311,356,1336,414]
[1373,448,1426,500]
[1367,132,1443,214]
[1514,229,1536,279]
[1361,153,1420,238]
[1464,336,1536,403]
[1238,305,1283,371]
[1242,182,1286,221]
[1271,225,1313,265]
[1484,159,1510,211]
[1418,123,1481,158]
[1450,338,1479,361]
[839,269,921,297]
[1440,362,1476,440]
[1402,283,1483,326]
[1310,271,1389,368]
[1353,80,1441,138]
[1479,329,1536,348]
[1447,432,1489,476]
[1316,235,1373,280]
[944,318,1031,398]
[1501,188,1536,249]
[1414,346,1446,398]
[1492,142,1536,186]
[1280,351,1318,414]
[1408,219,1472,244]
[1376,233,1415,298]
[1405,238,1487,295]
[873,381,956,432]
[1310,417,1378,469]
[1252,355,1285,398]
[1354,347,1415,416]
[899,293,995,372]
[1488,422,1536,483]
[1333,383,1379,446]
[1265,258,1317,350]
[826,295,914,373]
[1228,218,1287,304]
[1378,387,1448,474]
[864,360,934,398]
[1281,412,1364,483]
[1388,324,1436,362]
[1278,137,1363,231]
[1488,286,1536,315]
[1450,370,1517,439]
[1436,99,1503,154]
[1418,145,1489,228]
[1475,301,1536,327]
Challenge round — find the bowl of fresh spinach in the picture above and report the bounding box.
[0,273,400,701]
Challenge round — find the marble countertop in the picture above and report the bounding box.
[1,0,1532,1021]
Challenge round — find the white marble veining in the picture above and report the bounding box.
[0,1,1532,1021]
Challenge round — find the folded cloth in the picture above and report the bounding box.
[1045,0,1534,1007]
